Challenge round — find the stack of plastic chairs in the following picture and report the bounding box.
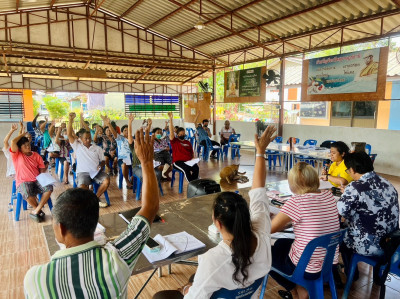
[222,134,241,160]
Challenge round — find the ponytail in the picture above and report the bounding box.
[213,192,253,285]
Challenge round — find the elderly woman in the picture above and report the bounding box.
[270,162,340,299]
[320,141,353,187]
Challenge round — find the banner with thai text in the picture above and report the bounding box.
[307,48,380,95]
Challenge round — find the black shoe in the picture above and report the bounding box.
[210,155,217,159]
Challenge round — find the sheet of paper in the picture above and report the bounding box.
[122,157,132,166]
[89,169,100,179]
[319,180,334,189]
[153,160,161,168]
[269,205,281,215]
[142,234,178,263]
[164,231,206,254]
[36,173,57,187]
[271,232,295,239]
[184,158,200,167]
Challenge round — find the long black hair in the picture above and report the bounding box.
[213,192,253,285]
[331,141,349,157]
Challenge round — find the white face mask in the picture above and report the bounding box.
[63,135,68,140]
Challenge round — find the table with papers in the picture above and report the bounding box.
[41,179,335,298]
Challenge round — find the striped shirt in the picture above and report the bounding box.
[24,216,150,299]
[280,190,340,273]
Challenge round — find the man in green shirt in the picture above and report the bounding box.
[24,125,160,299]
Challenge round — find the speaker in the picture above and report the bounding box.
[187,179,221,199]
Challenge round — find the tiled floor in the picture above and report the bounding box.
[1,151,399,298]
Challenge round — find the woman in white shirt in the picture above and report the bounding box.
[153,126,277,299]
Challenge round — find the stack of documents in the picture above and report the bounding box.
[143,231,205,263]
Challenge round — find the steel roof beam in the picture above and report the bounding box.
[172,0,264,39]
[120,0,144,18]
[195,0,341,50]
[146,0,198,29]
[167,0,280,55]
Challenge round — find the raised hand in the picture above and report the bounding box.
[134,127,155,164]
[45,116,48,123]
[168,112,173,119]
[254,126,277,154]
[69,112,76,121]
[147,118,152,127]
[11,123,18,131]
[127,113,135,123]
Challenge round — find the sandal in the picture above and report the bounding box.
[29,213,41,223]
[278,290,293,299]
[99,202,109,208]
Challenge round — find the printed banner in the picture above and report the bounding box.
[225,67,262,98]
[307,48,380,95]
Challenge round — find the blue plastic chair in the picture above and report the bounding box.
[11,180,17,205]
[286,137,300,144]
[171,168,184,194]
[118,155,133,189]
[199,138,223,162]
[55,157,65,182]
[264,230,346,299]
[132,174,164,200]
[266,136,283,169]
[365,144,372,155]
[296,139,318,166]
[210,275,267,299]
[15,193,52,221]
[222,134,241,160]
[92,182,111,206]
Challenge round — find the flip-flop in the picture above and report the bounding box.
[99,202,108,208]
[278,290,293,299]
[29,213,41,223]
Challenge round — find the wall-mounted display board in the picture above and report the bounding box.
[224,66,266,103]
[183,92,211,123]
[300,102,328,118]
[301,47,388,102]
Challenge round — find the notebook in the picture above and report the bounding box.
[143,232,206,263]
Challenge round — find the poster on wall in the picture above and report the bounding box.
[225,67,262,98]
[307,48,380,95]
[300,102,327,118]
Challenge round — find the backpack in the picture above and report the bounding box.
[378,229,400,299]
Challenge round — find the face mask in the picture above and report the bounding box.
[63,135,68,140]
[204,124,208,127]
[178,135,185,140]
[156,134,162,139]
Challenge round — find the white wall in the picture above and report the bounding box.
[283,124,400,176]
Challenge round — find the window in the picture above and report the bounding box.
[332,102,352,118]
[125,94,180,118]
[353,101,377,119]
[0,91,24,121]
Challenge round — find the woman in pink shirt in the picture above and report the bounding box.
[270,162,340,299]
[10,132,53,223]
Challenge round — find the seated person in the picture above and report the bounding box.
[32,113,46,137]
[337,152,399,281]
[125,114,162,183]
[220,120,236,146]
[24,128,160,297]
[153,126,277,299]
[153,127,172,180]
[48,121,61,166]
[102,126,118,176]
[102,115,133,189]
[3,123,19,178]
[320,141,353,187]
[168,112,199,182]
[270,162,340,299]
[67,112,110,208]
[55,126,72,184]
[10,131,53,222]
[194,113,220,159]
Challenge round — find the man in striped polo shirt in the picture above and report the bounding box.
[24,126,160,298]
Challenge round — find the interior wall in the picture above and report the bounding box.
[283,124,400,176]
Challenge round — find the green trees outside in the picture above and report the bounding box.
[41,95,70,120]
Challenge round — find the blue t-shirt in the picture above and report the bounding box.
[116,135,131,160]
[196,127,209,143]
